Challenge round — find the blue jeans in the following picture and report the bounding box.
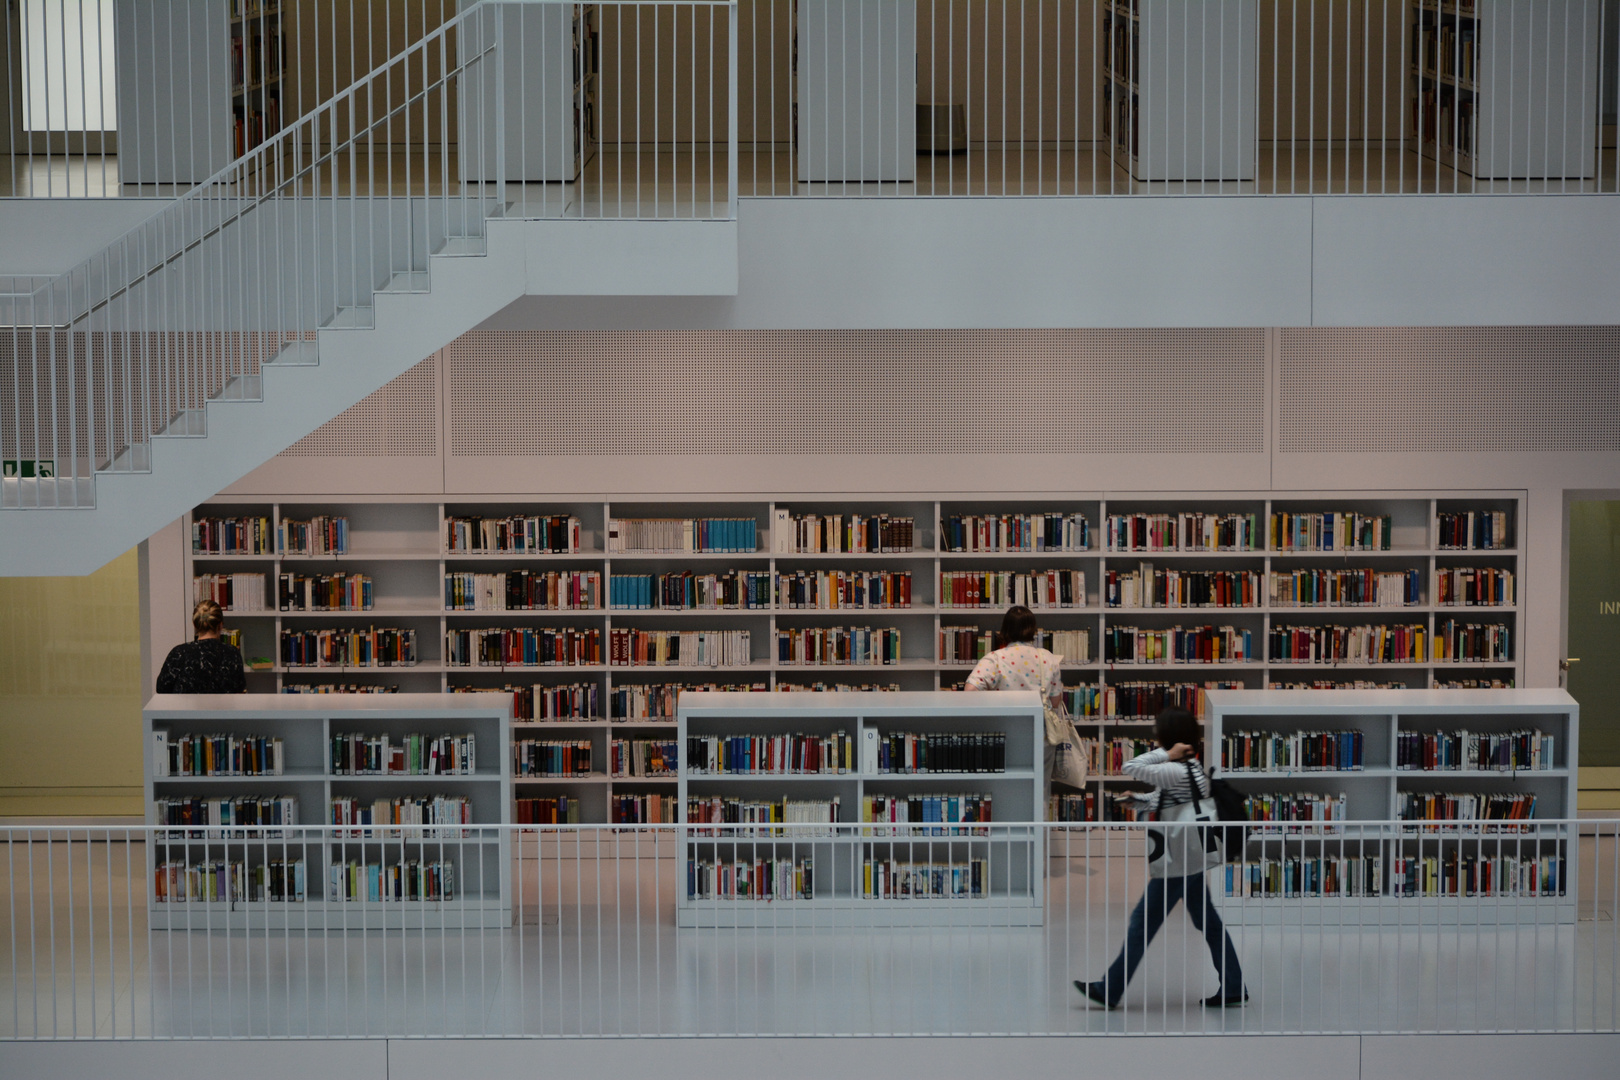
[1099,872,1245,1005]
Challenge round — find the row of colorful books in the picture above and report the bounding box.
[607,517,758,553]
[941,569,1084,609]
[454,681,600,721]
[1395,729,1555,772]
[329,859,456,902]
[688,857,813,901]
[154,859,306,903]
[513,739,592,778]
[686,731,856,775]
[1105,566,1260,609]
[777,627,898,666]
[445,514,581,554]
[773,511,916,554]
[1269,568,1421,609]
[328,795,473,834]
[610,738,677,777]
[1221,729,1366,772]
[281,627,416,667]
[609,571,771,610]
[194,572,269,611]
[445,627,600,667]
[329,732,475,776]
[1105,512,1259,553]
[446,570,600,611]
[152,731,283,777]
[942,513,1089,553]
[280,572,372,611]
[777,569,912,609]
[1104,625,1253,664]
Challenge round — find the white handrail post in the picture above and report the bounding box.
[495,2,508,221]
[729,0,739,219]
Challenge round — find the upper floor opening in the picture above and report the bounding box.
[1,0,1615,206]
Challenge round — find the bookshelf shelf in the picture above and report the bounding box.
[678,690,1044,927]
[1204,688,1577,925]
[144,693,512,929]
[183,492,1526,825]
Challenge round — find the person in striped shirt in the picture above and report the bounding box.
[1076,706,1248,1009]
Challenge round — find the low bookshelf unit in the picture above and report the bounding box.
[144,693,512,929]
[676,690,1044,927]
[1203,688,1577,925]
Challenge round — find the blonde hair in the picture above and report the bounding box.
[192,599,224,636]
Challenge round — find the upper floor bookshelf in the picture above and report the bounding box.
[179,492,1526,824]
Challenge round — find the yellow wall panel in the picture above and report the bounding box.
[0,548,143,817]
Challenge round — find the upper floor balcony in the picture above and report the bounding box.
[1,0,1615,208]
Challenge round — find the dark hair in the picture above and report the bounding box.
[1153,706,1201,753]
[1000,605,1039,646]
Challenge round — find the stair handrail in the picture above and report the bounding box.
[18,0,512,323]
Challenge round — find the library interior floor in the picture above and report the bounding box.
[4,832,1615,1040]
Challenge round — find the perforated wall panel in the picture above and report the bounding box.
[278,356,439,458]
[445,330,1268,457]
[1279,328,1620,454]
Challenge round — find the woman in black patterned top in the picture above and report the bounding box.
[155,600,247,694]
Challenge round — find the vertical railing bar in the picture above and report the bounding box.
[348,0,359,326]
[76,0,89,195]
[728,1,737,217]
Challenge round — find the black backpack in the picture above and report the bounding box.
[1186,761,1249,854]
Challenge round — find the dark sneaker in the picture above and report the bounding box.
[1075,980,1117,1009]
[1202,990,1250,1007]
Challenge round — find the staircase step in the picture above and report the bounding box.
[216,374,263,402]
[434,236,486,258]
[380,270,431,294]
[156,409,208,439]
[268,341,321,367]
[109,442,152,473]
[1,475,95,509]
[322,306,376,330]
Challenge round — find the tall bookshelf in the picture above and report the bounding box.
[676,690,1044,927]
[1204,688,1577,925]
[1407,0,1602,180]
[143,692,512,929]
[459,2,598,183]
[180,492,1525,826]
[112,0,287,184]
[1100,0,1258,182]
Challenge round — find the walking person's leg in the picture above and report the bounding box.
[1081,874,1188,1006]
[1182,873,1248,1005]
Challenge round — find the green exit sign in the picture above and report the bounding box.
[1,459,55,479]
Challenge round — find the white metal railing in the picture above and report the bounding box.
[1,819,1616,1038]
[2,1,1615,200]
[0,0,737,511]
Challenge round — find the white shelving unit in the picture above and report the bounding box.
[676,690,1043,927]
[1408,0,1603,180]
[1204,688,1577,925]
[179,492,1525,826]
[460,2,597,183]
[113,0,287,185]
[796,0,917,182]
[143,692,512,929]
[1101,0,1258,182]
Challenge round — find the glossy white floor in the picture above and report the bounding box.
[2,833,1617,1041]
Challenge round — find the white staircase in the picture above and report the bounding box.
[0,1,737,576]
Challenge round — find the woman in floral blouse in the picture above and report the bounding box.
[963,605,1064,784]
